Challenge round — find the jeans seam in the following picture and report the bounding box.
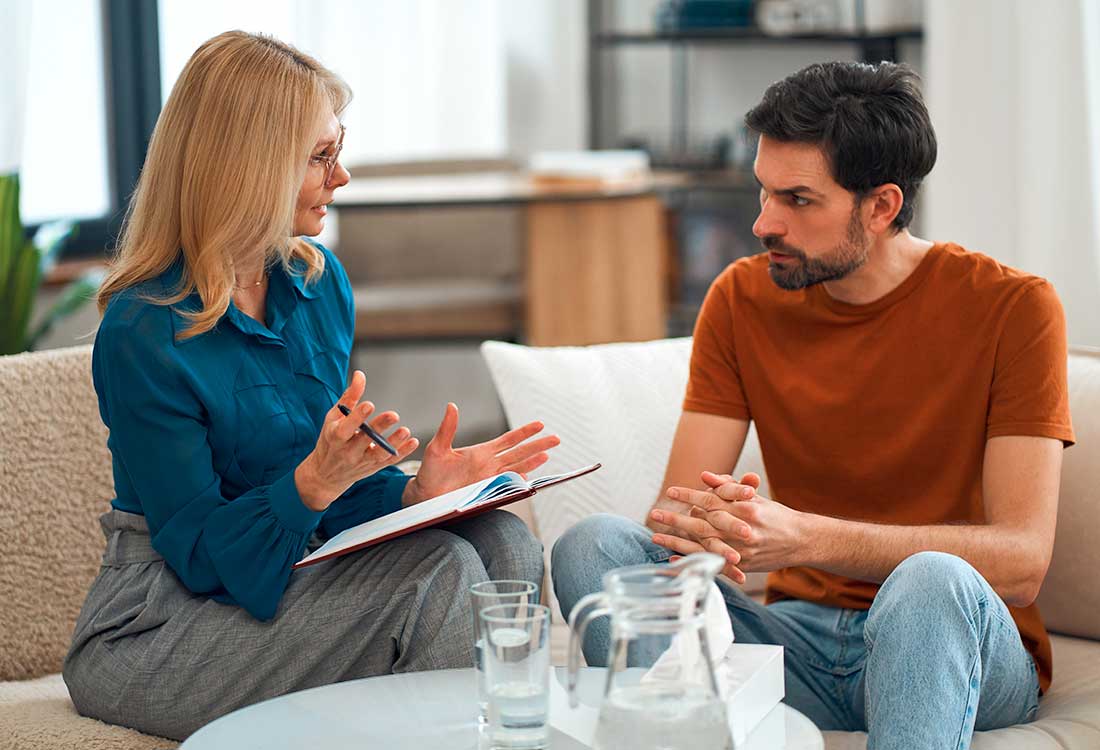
[953,647,982,750]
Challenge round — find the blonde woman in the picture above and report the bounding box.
[62,31,555,740]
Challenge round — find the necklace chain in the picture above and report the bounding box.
[233,273,267,291]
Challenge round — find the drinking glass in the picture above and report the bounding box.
[471,580,539,724]
[479,603,552,749]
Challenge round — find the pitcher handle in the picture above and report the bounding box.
[566,591,611,709]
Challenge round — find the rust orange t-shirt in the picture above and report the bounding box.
[683,243,1075,693]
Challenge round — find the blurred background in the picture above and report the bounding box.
[3,0,1098,450]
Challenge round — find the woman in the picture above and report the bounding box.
[62,31,555,740]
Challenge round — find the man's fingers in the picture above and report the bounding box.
[701,470,735,488]
[700,470,760,499]
[722,563,748,585]
[650,508,713,539]
[739,472,762,490]
[713,482,755,502]
[651,533,705,557]
[666,486,731,512]
[705,510,753,541]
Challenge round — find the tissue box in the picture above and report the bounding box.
[721,644,785,745]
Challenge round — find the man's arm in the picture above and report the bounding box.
[648,411,749,535]
[652,435,1062,608]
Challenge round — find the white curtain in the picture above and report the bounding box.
[159,0,507,164]
[923,0,1100,347]
[0,2,31,175]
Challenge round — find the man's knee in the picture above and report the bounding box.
[551,513,654,617]
[870,551,986,629]
[551,513,651,573]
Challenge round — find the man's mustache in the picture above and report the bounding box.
[761,236,806,259]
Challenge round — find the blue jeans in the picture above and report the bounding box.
[551,514,1040,750]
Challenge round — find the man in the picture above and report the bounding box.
[551,61,1073,749]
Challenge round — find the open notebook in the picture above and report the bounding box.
[293,463,601,569]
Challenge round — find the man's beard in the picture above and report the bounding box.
[763,209,869,291]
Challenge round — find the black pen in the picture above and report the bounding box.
[337,403,398,456]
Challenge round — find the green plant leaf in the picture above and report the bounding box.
[0,173,26,315]
[26,268,106,350]
[0,238,42,355]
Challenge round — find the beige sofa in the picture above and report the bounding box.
[481,338,1100,750]
[1,342,1097,749]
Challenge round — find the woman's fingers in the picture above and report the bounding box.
[333,400,375,441]
[488,421,546,452]
[494,435,560,466]
[428,403,460,453]
[338,370,367,410]
[505,452,551,477]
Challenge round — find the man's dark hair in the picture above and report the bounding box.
[745,61,937,232]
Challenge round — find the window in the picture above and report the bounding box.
[157,0,507,166]
[18,0,110,225]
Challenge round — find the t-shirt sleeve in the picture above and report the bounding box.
[986,280,1075,446]
[683,267,752,420]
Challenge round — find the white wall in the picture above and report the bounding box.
[501,0,588,156]
[923,0,1100,347]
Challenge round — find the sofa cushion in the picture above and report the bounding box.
[1036,347,1100,640]
[0,346,113,681]
[0,674,176,749]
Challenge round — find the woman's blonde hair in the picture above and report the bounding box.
[97,31,352,339]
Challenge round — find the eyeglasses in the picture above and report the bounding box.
[309,124,345,186]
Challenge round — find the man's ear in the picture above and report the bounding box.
[865,183,904,234]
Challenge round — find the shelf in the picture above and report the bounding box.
[592,27,923,46]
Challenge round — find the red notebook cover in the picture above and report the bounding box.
[293,463,601,570]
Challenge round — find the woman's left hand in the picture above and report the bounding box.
[401,403,560,506]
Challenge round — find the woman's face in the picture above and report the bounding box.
[293,112,350,237]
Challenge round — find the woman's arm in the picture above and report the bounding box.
[95,309,322,621]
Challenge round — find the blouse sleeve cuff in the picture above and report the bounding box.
[268,470,324,534]
[380,470,414,517]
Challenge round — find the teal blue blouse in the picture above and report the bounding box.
[92,241,411,620]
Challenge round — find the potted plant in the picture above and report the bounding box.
[0,172,103,355]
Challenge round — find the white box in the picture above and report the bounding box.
[720,644,786,746]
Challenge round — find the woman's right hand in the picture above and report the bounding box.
[294,370,419,511]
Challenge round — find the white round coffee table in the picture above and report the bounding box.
[181,667,823,749]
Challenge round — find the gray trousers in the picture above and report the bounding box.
[63,508,543,740]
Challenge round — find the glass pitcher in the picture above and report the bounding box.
[566,552,732,750]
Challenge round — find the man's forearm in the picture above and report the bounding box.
[802,513,1049,608]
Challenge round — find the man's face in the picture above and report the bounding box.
[752,135,870,291]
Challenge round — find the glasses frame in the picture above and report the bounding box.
[310,124,346,186]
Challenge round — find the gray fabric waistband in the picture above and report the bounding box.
[98,509,164,565]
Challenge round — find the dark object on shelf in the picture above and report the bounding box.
[656,0,756,31]
[621,134,732,171]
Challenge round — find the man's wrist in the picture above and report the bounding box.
[795,510,829,568]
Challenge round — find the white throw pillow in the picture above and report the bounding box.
[480,338,769,615]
